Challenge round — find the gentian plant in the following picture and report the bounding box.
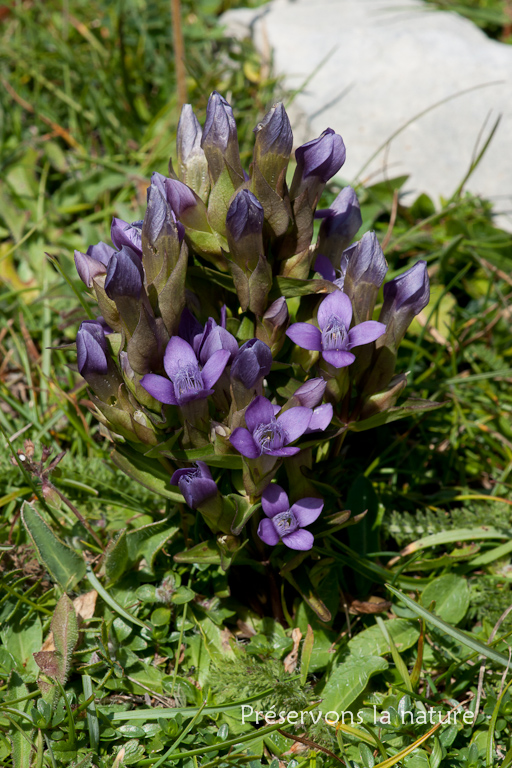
[73,92,435,613]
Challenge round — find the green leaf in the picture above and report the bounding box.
[348,619,419,658]
[21,502,86,591]
[104,529,129,585]
[400,527,508,556]
[283,569,331,623]
[126,520,180,570]
[420,574,470,625]
[387,585,510,668]
[349,399,444,432]
[171,586,196,605]
[86,568,149,631]
[300,625,314,686]
[0,615,42,678]
[275,276,334,297]
[174,540,222,565]
[5,671,33,768]
[111,445,183,501]
[230,495,259,536]
[320,654,388,711]
[170,444,243,469]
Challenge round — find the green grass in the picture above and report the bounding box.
[424,0,512,42]
[1,1,512,766]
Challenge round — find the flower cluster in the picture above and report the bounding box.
[73,92,429,555]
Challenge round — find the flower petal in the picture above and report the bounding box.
[347,321,386,349]
[258,517,280,546]
[164,337,198,379]
[314,254,336,282]
[322,350,355,368]
[201,349,230,389]
[140,374,177,404]
[261,483,290,518]
[266,446,300,457]
[282,529,314,550]
[276,406,312,443]
[286,323,322,351]
[306,403,333,433]
[245,396,276,433]
[317,290,352,330]
[272,404,281,416]
[290,498,323,527]
[229,427,261,458]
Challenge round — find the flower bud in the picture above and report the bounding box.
[290,128,346,206]
[292,378,327,408]
[171,461,218,509]
[74,242,115,288]
[317,186,362,265]
[111,219,143,257]
[76,321,121,402]
[196,318,239,366]
[342,231,388,324]
[166,178,210,233]
[141,173,183,288]
[379,260,430,346]
[104,246,144,301]
[257,297,289,355]
[201,91,243,185]
[231,338,272,389]
[253,103,293,193]
[225,189,264,275]
[176,104,210,200]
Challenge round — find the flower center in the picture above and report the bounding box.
[322,315,348,351]
[252,419,288,455]
[173,365,204,403]
[273,509,299,537]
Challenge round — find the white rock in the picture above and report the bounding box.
[222,0,512,230]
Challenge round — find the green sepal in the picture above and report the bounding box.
[348,398,445,432]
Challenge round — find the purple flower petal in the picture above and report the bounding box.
[290,498,323,527]
[272,404,281,416]
[201,349,230,389]
[286,323,322,351]
[261,484,290,518]
[266,446,300,457]
[293,378,326,408]
[140,374,177,405]
[282,529,314,550]
[258,518,280,546]
[322,350,355,368]
[171,468,193,484]
[347,321,386,349]
[229,427,261,458]
[164,337,198,379]
[178,308,203,347]
[306,403,333,433]
[200,326,239,365]
[317,290,352,330]
[245,396,276,433]
[276,406,312,443]
[314,254,336,282]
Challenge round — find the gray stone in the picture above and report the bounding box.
[222,0,512,230]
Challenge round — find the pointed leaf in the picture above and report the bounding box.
[349,399,444,432]
[51,594,79,684]
[104,529,129,585]
[21,502,86,590]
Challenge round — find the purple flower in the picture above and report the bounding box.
[381,261,430,321]
[314,255,344,288]
[74,242,115,288]
[165,179,197,218]
[286,290,386,369]
[253,103,293,159]
[292,378,327,408]
[76,320,121,401]
[140,336,229,406]
[226,189,264,243]
[111,219,143,256]
[257,484,323,550]
[171,461,217,509]
[231,339,272,390]
[194,317,239,366]
[201,91,242,183]
[316,185,362,252]
[104,246,144,301]
[230,396,312,458]
[295,128,346,183]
